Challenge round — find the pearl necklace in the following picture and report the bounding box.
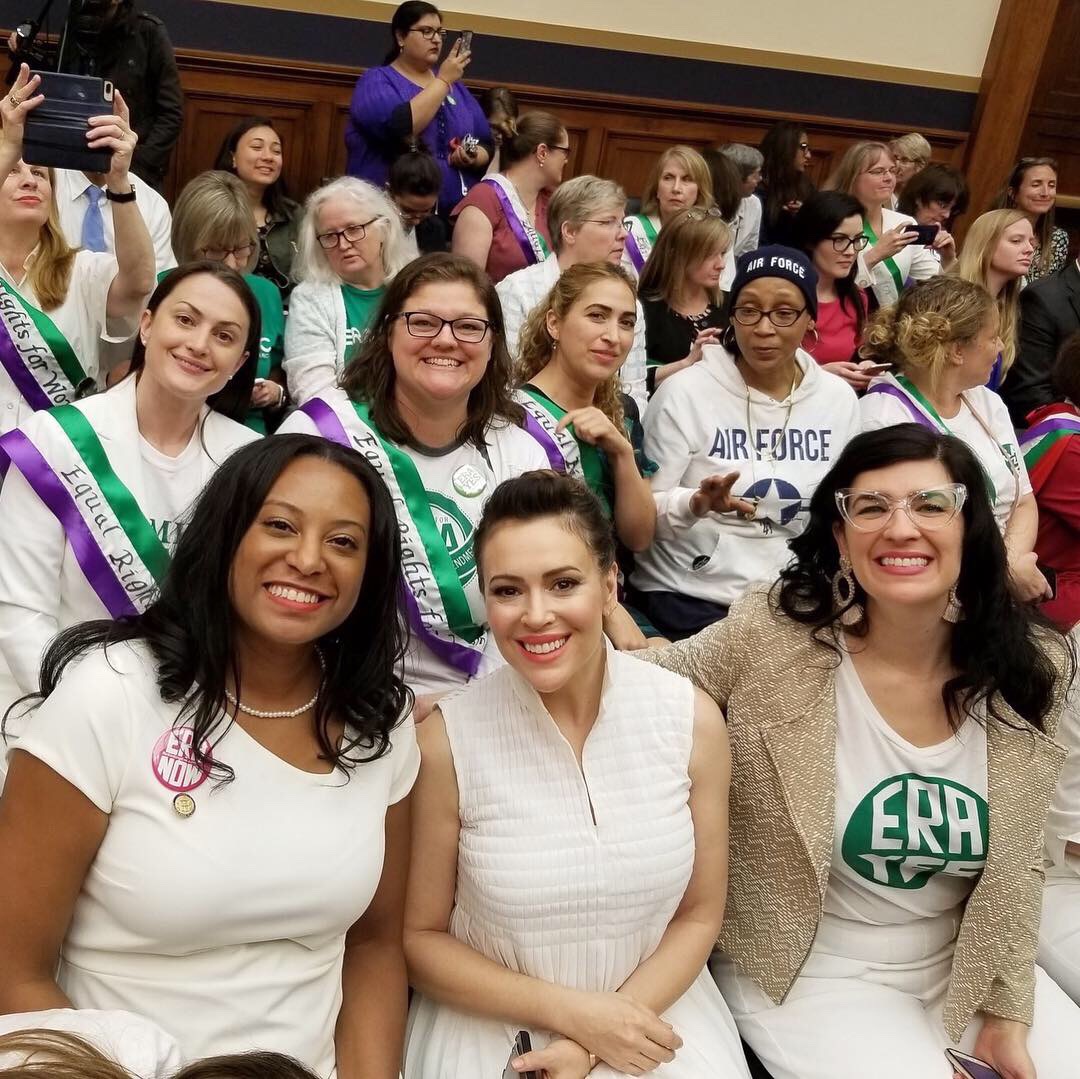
[225,651,326,719]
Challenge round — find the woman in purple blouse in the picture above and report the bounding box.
[346,1,492,216]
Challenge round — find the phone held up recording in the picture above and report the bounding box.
[22,71,113,173]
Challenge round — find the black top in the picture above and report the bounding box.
[640,296,726,395]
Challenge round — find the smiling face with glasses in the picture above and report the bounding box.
[833,460,966,615]
[855,151,900,207]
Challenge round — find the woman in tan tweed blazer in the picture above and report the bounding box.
[646,424,1080,1079]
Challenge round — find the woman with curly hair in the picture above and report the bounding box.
[642,423,1080,1079]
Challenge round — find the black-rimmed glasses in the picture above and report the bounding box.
[317,219,378,250]
[408,26,446,40]
[731,305,807,328]
[830,234,870,253]
[394,311,491,343]
[835,484,968,532]
[199,242,255,262]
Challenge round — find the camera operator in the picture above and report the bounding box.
[8,0,183,190]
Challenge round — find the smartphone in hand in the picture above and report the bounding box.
[458,30,474,53]
[502,1030,538,1079]
[23,71,113,172]
[945,1048,1004,1079]
[903,223,940,246]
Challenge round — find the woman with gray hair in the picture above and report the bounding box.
[496,174,647,411]
[719,143,764,199]
[284,176,409,405]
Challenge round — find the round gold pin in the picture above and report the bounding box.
[173,793,196,818]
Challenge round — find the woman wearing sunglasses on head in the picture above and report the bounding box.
[279,253,549,705]
[640,423,1080,1079]
[283,177,409,407]
[859,276,1050,606]
[629,247,860,641]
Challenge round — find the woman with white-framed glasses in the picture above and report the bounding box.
[629,246,859,640]
[641,423,1080,1079]
[279,253,549,703]
[859,275,1050,605]
[284,176,410,406]
[825,141,947,309]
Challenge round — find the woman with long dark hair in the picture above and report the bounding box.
[757,121,815,247]
[345,1,491,217]
[214,115,302,302]
[793,191,873,388]
[996,157,1068,282]
[0,435,418,1077]
[644,424,1079,1079]
[0,264,260,719]
[279,252,549,701]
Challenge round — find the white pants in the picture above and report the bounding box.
[1039,870,1080,1005]
[714,911,1079,1079]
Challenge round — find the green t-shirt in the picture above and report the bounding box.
[341,284,386,358]
[154,270,284,433]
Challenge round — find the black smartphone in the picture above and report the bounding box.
[23,71,113,173]
[903,223,940,246]
[458,30,474,53]
[945,1048,1004,1079]
[1038,563,1059,600]
[502,1030,538,1079]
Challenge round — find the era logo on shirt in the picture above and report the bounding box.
[151,726,213,792]
[841,773,988,890]
[427,491,476,586]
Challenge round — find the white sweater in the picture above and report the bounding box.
[497,255,649,414]
[632,347,860,606]
[282,281,348,405]
[855,207,941,308]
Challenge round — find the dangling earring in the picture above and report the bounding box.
[832,555,864,627]
[943,585,963,624]
[806,325,820,347]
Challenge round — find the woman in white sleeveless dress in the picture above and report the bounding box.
[403,470,750,1079]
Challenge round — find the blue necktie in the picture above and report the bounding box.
[82,185,107,252]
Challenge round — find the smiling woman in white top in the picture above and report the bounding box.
[404,470,751,1079]
[825,141,948,309]
[0,65,156,436]
[0,434,418,1077]
[858,275,1049,605]
[0,264,260,727]
[284,176,410,405]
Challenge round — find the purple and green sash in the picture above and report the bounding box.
[515,388,577,475]
[0,406,167,618]
[0,282,88,413]
[623,214,658,273]
[482,174,550,266]
[1020,408,1080,494]
[300,395,486,677]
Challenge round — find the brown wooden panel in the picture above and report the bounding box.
[168,48,970,209]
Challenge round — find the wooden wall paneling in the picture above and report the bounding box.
[168,49,971,210]
[962,0,1063,232]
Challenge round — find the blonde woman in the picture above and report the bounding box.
[284,176,409,405]
[622,145,713,277]
[171,171,285,432]
[515,261,656,551]
[859,276,1050,603]
[996,156,1068,282]
[0,65,155,436]
[638,208,731,394]
[888,132,931,198]
[955,209,1035,392]
[826,141,947,308]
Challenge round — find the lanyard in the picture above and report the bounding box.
[862,218,905,298]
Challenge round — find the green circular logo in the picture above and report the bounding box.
[841,772,988,890]
[428,491,476,586]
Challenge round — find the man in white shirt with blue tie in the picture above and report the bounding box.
[54,168,176,273]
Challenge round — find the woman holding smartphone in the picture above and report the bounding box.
[403,470,751,1079]
[643,424,1080,1079]
[345,1,492,217]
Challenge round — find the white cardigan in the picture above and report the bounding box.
[855,207,941,307]
[283,281,349,406]
[0,376,259,702]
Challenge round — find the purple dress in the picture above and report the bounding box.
[345,65,491,212]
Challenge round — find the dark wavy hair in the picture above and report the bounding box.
[474,470,617,584]
[339,252,524,449]
[774,424,1072,731]
[996,156,1059,276]
[897,163,969,224]
[13,436,412,779]
[384,0,441,64]
[131,261,260,423]
[793,190,867,342]
[213,115,293,219]
[759,121,815,235]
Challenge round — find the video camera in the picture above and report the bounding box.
[8,0,116,81]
